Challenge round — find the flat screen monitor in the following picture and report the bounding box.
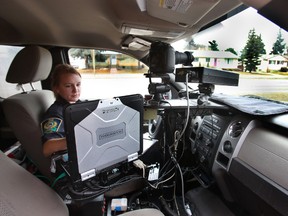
[64,94,143,182]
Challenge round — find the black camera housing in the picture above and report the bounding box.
[149,41,194,74]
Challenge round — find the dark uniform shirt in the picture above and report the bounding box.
[41,97,70,144]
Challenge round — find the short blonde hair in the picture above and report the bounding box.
[51,64,81,98]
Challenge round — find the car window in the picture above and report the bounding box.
[0,45,23,98]
[0,45,43,98]
[68,49,151,100]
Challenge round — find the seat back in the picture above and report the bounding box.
[0,150,68,216]
[3,46,55,178]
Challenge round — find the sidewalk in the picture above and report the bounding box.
[238,72,288,79]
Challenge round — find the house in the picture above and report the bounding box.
[258,55,288,71]
[187,50,239,69]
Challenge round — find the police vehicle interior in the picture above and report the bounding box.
[0,0,288,215]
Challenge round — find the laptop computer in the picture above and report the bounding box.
[63,94,143,183]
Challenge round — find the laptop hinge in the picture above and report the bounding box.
[128,152,138,162]
[81,169,96,181]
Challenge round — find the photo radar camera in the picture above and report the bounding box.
[146,41,239,105]
[146,41,195,103]
[149,41,194,74]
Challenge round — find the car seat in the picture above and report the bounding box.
[0,150,69,216]
[2,46,55,179]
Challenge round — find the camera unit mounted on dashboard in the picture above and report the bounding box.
[149,41,194,74]
[147,41,239,105]
[146,41,196,103]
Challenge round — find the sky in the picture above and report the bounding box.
[173,8,288,55]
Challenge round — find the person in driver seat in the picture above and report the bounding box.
[41,64,82,158]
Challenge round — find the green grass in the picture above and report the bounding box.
[250,92,288,102]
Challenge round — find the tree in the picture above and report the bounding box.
[241,29,266,72]
[69,48,91,68]
[187,38,197,50]
[185,38,206,50]
[270,29,286,55]
[69,48,107,68]
[225,48,237,56]
[208,40,219,51]
[257,34,266,55]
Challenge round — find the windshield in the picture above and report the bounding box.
[172,8,288,103]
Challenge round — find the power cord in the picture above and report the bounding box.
[133,159,146,177]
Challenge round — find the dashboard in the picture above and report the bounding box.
[185,103,288,215]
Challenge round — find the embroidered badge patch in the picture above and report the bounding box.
[41,118,62,134]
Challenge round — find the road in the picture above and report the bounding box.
[81,74,150,100]
[215,77,288,95]
[80,73,288,100]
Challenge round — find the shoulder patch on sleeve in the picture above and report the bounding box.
[41,118,63,134]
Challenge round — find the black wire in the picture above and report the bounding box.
[158,159,176,181]
[171,155,187,216]
[66,174,144,202]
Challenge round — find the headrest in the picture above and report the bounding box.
[6,46,52,84]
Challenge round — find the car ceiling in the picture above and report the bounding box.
[0,0,282,60]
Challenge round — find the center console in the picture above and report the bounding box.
[188,114,231,187]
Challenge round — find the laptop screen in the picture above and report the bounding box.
[64,94,143,182]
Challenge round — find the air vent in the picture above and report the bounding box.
[228,121,243,138]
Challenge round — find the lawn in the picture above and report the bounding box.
[252,92,288,103]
